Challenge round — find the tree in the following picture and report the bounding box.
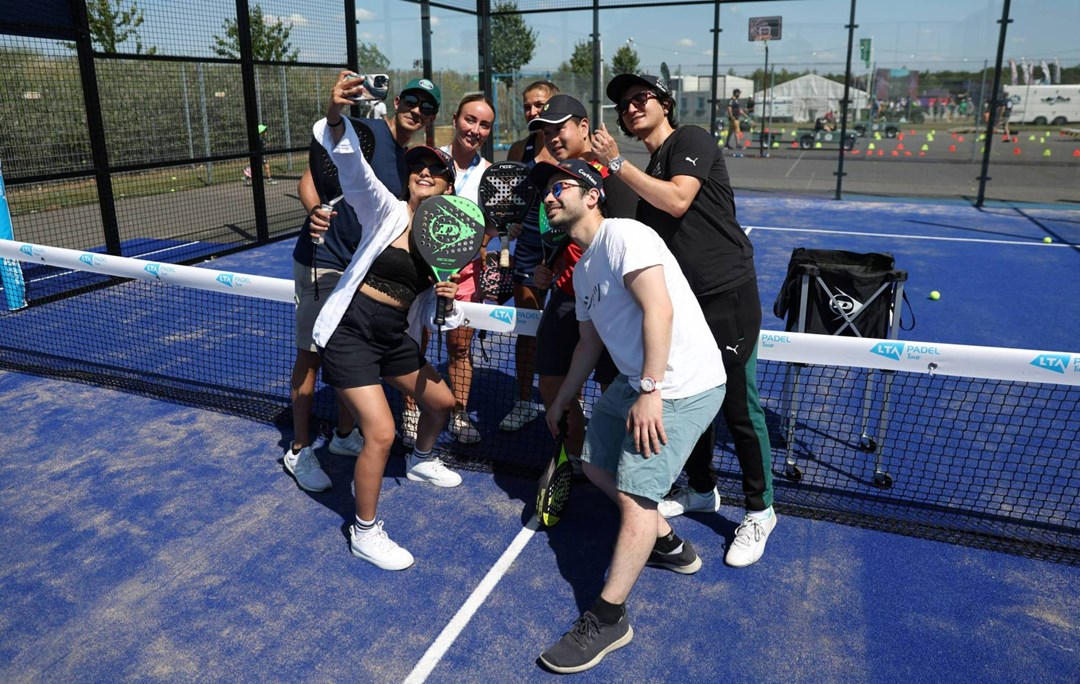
[212,3,298,61]
[490,1,537,83]
[611,45,639,75]
[82,0,156,54]
[558,40,594,77]
[357,41,390,71]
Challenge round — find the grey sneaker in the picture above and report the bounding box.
[283,446,331,492]
[657,486,720,518]
[499,399,539,431]
[646,538,702,574]
[539,611,634,674]
[725,509,778,568]
[329,427,364,456]
[449,410,481,444]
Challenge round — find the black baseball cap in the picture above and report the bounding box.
[605,73,671,103]
[528,159,605,201]
[527,94,589,131]
[404,145,456,183]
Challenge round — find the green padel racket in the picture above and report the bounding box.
[536,412,572,527]
[412,195,485,324]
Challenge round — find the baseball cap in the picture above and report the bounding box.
[527,94,589,131]
[400,78,442,107]
[404,145,456,183]
[605,73,671,104]
[528,159,605,201]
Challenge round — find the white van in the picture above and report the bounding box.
[1004,85,1080,125]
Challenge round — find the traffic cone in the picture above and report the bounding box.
[898,132,905,141]
[1039,137,1046,144]
[1043,149,1052,157]
[948,144,957,152]
[874,132,882,141]
[772,141,780,148]
[927,134,935,142]
[791,141,799,149]
[904,150,912,156]
[877,149,885,156]
[897,143,905,150]
[814,142,823,149]
[957,136,965,143]
[918,151,926,156]
[1029,134,1037,141]
[910,129,916,135]
[1073,149,1080,158]
[850,149,861,154]
[867,142,876,150]
[1011,136,1018,143]
[891,150,899,156]
[920,144,929,152]
[1013,147,1022,155]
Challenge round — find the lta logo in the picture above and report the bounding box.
[870,342,904,361]
[1030,353,1070,374]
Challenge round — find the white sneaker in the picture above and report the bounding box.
[499,399,539,431]
[406,452,462,488]
[283,446,332,492]
[328,427,365,456]
[400,407,420,447]
[657,486,720,518]
[449,410,481,444]
[725,509,777,568]
[350,522,415,570]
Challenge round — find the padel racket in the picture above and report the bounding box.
[536,412,572,527]
[412,195,485,324]
[538,203,570,269]
[478,161,536,268]
[347,116,377,162]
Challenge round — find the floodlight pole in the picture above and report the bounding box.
[834,0,857,200]
[975,0,1012,208]
[477,0,495,161]
[421,0,435,146]
[760,41,769,157]
[591,0,602,126]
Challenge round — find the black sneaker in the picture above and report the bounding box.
[538,610,634,674]
[646,538,702,574]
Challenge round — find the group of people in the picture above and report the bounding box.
[284,71,777,673]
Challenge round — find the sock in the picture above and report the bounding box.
[748,506,773,522]
[412,448,432,461]
[336,428,352,439]
[290,445,303,455]
[653,530,684,555]
[354,515,375,533]
[590,597,625,626]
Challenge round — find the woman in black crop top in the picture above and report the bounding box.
[313,73,474,571]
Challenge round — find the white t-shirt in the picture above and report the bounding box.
[574,218,726,399]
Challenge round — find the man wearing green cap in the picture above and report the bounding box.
[245,123,278,185]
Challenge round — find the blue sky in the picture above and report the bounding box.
[135,0,1078,77]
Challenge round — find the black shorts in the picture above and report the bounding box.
[318,290,425,389]
[536,289,619,385]
[512,227,544,286]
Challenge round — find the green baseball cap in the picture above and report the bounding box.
[400,78,441,107]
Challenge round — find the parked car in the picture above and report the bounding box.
[795,128,857,150]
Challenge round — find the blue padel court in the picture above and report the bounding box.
[0,194,1077,681]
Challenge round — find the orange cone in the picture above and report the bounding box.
[898,132,905,141]
[904,150,912,156]
[897,143,905,150]
[948,144,957,152]
[918,151,926,156]
[1073,149,1080,158]
[877,149,885,156]
[1014,147,1022,155]
[891,150,899,156]
[957,136,965,142]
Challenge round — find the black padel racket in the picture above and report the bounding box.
[478,161,536,268]
[346,116,377,162]
[412,195,485,324]
[536,412,572,527]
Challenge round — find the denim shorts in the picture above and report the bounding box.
[582,377,725,502]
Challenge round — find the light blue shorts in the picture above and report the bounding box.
[582,377,725,502]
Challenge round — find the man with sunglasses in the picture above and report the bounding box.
[527,94,637,479]
[532,159,725,673]
[592,73,777,569]
[286,75,441,489]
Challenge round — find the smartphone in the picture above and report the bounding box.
[345,73,390,102]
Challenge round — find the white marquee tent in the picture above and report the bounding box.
[755,73,869,123]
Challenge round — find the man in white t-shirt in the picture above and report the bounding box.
[530,159,726,674]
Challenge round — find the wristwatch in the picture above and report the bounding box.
[639,376,662,393]
[608,155,625,174]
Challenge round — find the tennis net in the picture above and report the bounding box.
[1,239,1077,563]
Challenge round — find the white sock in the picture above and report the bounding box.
[412,448,432,461]
[748,506,774,522]
[354,516,375,533]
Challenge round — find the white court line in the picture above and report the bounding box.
[404,516,540,683]
[745,225,1072,247]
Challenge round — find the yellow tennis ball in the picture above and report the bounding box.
[1043,236,1052,244]
[929,291,940,300]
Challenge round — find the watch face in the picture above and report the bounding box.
[640,377,655,392]
[609,158,622,171]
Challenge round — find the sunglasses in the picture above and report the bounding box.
[546,180,584,199]
[401,93,439,116]
[615,90,658,114]
[408,159,451,178]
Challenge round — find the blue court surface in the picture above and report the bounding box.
[0,195,1077,681]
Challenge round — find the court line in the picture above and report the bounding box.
[746,225,1073,247]
[404,516,540,683]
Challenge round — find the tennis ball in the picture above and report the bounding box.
[1043,236,1052,243]
[171,176,177,181]
[929,291,940,301]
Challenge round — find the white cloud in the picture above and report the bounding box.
[356,8,377,21]
[677,38,696,48]
[263,13,309,28]
[430,16,442,27]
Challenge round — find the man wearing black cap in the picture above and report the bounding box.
[527,94,637,468]
[726,88,745,154]
[532,159,726,673]
[593,73,777,569]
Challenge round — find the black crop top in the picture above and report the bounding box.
[363,245,431,308]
